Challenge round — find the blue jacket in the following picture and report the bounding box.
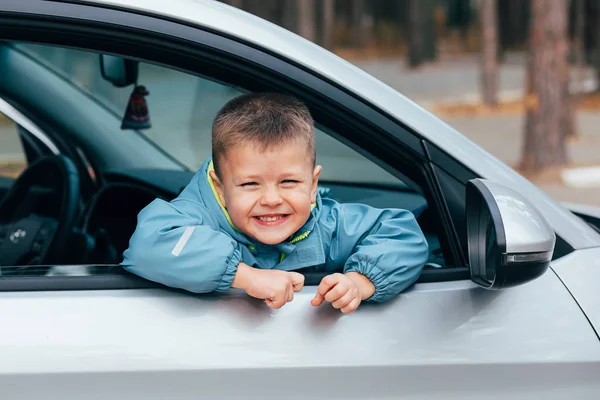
[122,158,429,302]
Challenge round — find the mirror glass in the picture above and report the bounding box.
[484,214,497,283]
[100,55,137,87]
[475,205,497,286]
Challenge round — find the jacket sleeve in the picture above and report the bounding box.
[325,201,429,303]
[121,198,242,293]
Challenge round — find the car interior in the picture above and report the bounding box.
[0,41,448,283]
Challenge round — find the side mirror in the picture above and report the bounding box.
[466,179,556,290]
[99,54,138,87]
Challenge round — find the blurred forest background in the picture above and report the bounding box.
[220,0,600,205]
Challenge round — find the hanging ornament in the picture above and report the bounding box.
[121,85,151,130]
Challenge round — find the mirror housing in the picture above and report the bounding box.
[99,55,138,87]
[466,179,556,290]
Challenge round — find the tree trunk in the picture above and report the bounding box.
[565,0,584,139]
[244,0,280,24]
[407,0,424,68]
[583,0,596,63]
[574,0,585,91]
[281,0,298,33]
[322,0,335,50]
[226,0,243,8]
[521,0,569,172]
[242,0,259,14]
[592,1,600,85]
[422,0,437,61]
[479,0,499,106]
[407,0,437,68]
[297,0,316,42]
[351,0,365,48]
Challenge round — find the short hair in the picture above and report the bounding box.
[211,92,315,176]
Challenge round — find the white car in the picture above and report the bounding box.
[0,0,599,398]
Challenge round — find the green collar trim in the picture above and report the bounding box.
[207,160,238,231]
[279,230,311,263]
[290,230,311,244]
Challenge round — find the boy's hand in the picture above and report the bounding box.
[232,263,305,309]
[311,272,375,314]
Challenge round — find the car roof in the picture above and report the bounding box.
[69,0,600,247]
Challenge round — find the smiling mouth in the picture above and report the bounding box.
[253,214,290,225]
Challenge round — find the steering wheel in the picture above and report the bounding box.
[0,155,80,268]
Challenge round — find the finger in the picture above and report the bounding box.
[290,272,305,292]
[311,292,325,306]
[266,293,286,309]
[324,281,348,303]
[316,274,338,298]
[341,297,361,314]
[312,275,337,306]
[331,289,357,309]
[266,298,285,309]
[286,287,294,303]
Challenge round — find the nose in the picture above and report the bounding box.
[260,186,283,207]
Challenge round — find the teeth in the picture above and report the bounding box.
[257,215,284,222]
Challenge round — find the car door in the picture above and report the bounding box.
[0,2,599,399]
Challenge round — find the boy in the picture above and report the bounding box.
[122,92,429,314]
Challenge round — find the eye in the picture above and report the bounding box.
[240,182,258,187]
[281,179,299,186]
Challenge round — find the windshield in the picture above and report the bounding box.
[16,43,406,187]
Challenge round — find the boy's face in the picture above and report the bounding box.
[210,140,321,245]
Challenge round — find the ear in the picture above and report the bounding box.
[310,165,322,203]
[209,170,227,207]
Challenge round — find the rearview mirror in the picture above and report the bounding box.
[466,179,555,290]
[99,54,138,87]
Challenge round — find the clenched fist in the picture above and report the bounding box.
[232,263,305,309]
